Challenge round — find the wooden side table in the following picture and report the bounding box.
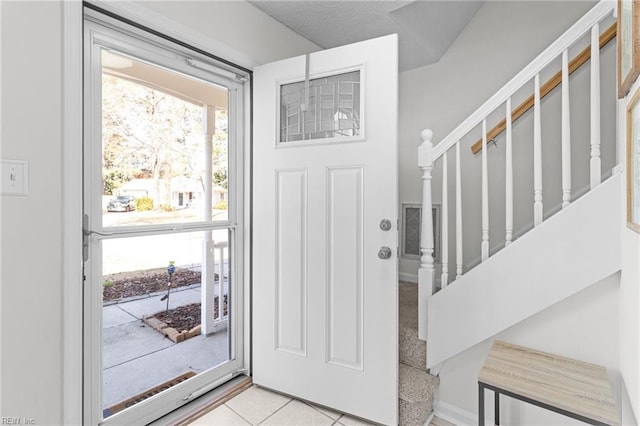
[478,340,619,426]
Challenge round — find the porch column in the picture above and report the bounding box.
[202,105,216,335]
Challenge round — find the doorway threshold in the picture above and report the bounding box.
[150,375,253,426]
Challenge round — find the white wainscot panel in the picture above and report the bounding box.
[275,169,308,356]
[326,166,364,370]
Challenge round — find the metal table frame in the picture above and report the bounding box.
[479,380,614,426]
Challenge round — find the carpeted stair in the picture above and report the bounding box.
[399,281,439,425]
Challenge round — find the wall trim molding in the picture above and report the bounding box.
[87,1,256,71]
[399,272,418,283]
[61,1,84,424]
[433,399,479,426]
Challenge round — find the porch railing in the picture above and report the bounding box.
[202,240,230,333]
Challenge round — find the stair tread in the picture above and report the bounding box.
[398,363,438,403]
[399,282,419,329]
[399,326,427,370]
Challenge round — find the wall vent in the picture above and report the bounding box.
[401,203,440,262]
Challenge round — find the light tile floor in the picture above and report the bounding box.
[188,385,455,425]
[188,385,376,426]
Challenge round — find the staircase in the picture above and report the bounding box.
[413,1,620,421]
[399,281,438,425]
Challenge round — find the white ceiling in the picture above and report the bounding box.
[248,0,484,72]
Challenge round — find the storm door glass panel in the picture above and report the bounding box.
[101,230,231,417]
[102,51,229,227]
[85,22,244,424]
[280,70,361,143]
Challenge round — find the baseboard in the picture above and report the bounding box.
[399,272,418,283]
[424,411,435,425]
[433,399,480,426]
[621,379,639,426]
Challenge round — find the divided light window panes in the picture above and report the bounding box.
[280,70,361,143]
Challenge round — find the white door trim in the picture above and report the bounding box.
[61,1,84,424]
[86,1,256,72]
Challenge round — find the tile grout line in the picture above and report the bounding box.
[300,399,344,424]
[255,398,294,425]
[223,403,255,426]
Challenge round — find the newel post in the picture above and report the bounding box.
[418,129,435,342]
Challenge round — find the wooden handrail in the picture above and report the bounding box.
[471,23,616,155]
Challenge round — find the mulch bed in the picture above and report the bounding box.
[104,266,227,342]
[102,267,213,302]
[155,297,228,332]
[155,303,203,332]
[145,297,228,342]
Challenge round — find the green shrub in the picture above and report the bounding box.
[160,203,175,212]
[214,200,228,210]
[103,280,113,288]
[136,196,153,211]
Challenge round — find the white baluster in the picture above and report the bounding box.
[505,98,513,246]
[534,73,543,227]
[562,49,572,208]
[455,141,463,279]
[418,129,435,341]
[590,23,601,189]
[481,119,489,262]
[215,252,222,321]
[441,152,449,287]
[217,244,226,320]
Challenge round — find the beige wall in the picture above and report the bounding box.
[137,1,320,67]
[1,2,63,423]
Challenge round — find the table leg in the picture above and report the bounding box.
[479,383,485,426]
[495,391,500,425]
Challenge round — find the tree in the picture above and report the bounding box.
[102,74,212,207]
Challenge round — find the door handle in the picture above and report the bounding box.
[378,246,392,260]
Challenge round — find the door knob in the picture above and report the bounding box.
[379,219,392,231]
[378,246,392,260]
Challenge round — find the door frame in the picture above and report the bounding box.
[61,2,253,424]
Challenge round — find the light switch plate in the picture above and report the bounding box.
[1,160,28,196]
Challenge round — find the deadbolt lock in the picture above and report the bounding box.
[379,219,392,231]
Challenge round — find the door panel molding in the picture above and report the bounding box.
[326,166,364,370]
[275,168,308,356]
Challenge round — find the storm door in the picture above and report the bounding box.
[83,12,247,425]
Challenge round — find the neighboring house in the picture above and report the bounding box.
[1,1,637,426]
[118,177,227,209]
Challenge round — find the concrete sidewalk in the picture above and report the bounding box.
[102,286,229,411]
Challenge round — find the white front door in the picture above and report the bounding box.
[253,35,399,425]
